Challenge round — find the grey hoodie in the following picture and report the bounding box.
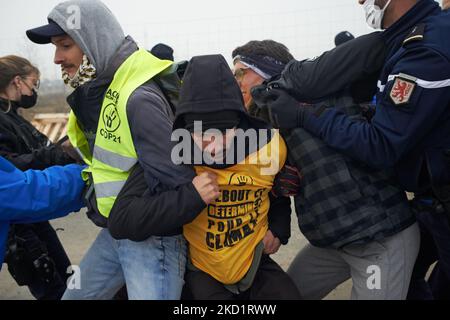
[48,0,125,76]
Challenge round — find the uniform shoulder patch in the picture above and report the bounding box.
[390,74,417,105]
[403,23,425,46]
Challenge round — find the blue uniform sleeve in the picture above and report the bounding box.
[0,157,85,223]
[303,46,450,169]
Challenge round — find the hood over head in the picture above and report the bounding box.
[28,0,125,76]
[173,54,247,131]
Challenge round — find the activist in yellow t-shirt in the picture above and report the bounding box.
[184,130,287,284]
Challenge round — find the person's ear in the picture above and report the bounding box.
[12,76,21,88]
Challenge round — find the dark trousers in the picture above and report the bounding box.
[182,255,302,300]
[407,204,450,300]
[10,222,71,300]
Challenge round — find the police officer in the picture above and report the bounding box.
[254,0,450,299]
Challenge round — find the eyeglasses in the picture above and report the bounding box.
[21,77,40,92]
[233,67,250,81]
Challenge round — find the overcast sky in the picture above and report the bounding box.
[0,0,445,80]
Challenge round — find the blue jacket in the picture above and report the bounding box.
[0,157,85,267]
[303,0,450,192]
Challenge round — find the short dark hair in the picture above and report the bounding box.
[232,40,294,64]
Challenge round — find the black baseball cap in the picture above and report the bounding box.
[26,19,66,44]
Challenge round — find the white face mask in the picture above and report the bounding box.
[363,0,392,30]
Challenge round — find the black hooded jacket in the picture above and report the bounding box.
[108,55,291,244]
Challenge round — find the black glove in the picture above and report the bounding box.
[267,76,291,92]
[251,86,305,129]
[33,144,75,167]
[252,86,329,129]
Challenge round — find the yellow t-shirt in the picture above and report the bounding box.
[183,131,287,284]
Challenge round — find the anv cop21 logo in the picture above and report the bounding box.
[102,103,121,133]
[100,89,122,144]
[103,89,121,133]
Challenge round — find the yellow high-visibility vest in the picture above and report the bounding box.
[67,49,172,218]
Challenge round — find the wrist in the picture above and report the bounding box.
[188,182,208,208]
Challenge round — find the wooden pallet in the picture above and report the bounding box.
[31,113,69,143]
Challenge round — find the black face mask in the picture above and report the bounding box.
[18,89,38,109]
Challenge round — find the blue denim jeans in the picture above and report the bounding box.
[62,229,186,300]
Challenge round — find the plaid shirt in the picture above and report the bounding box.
[285,123,415,249]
